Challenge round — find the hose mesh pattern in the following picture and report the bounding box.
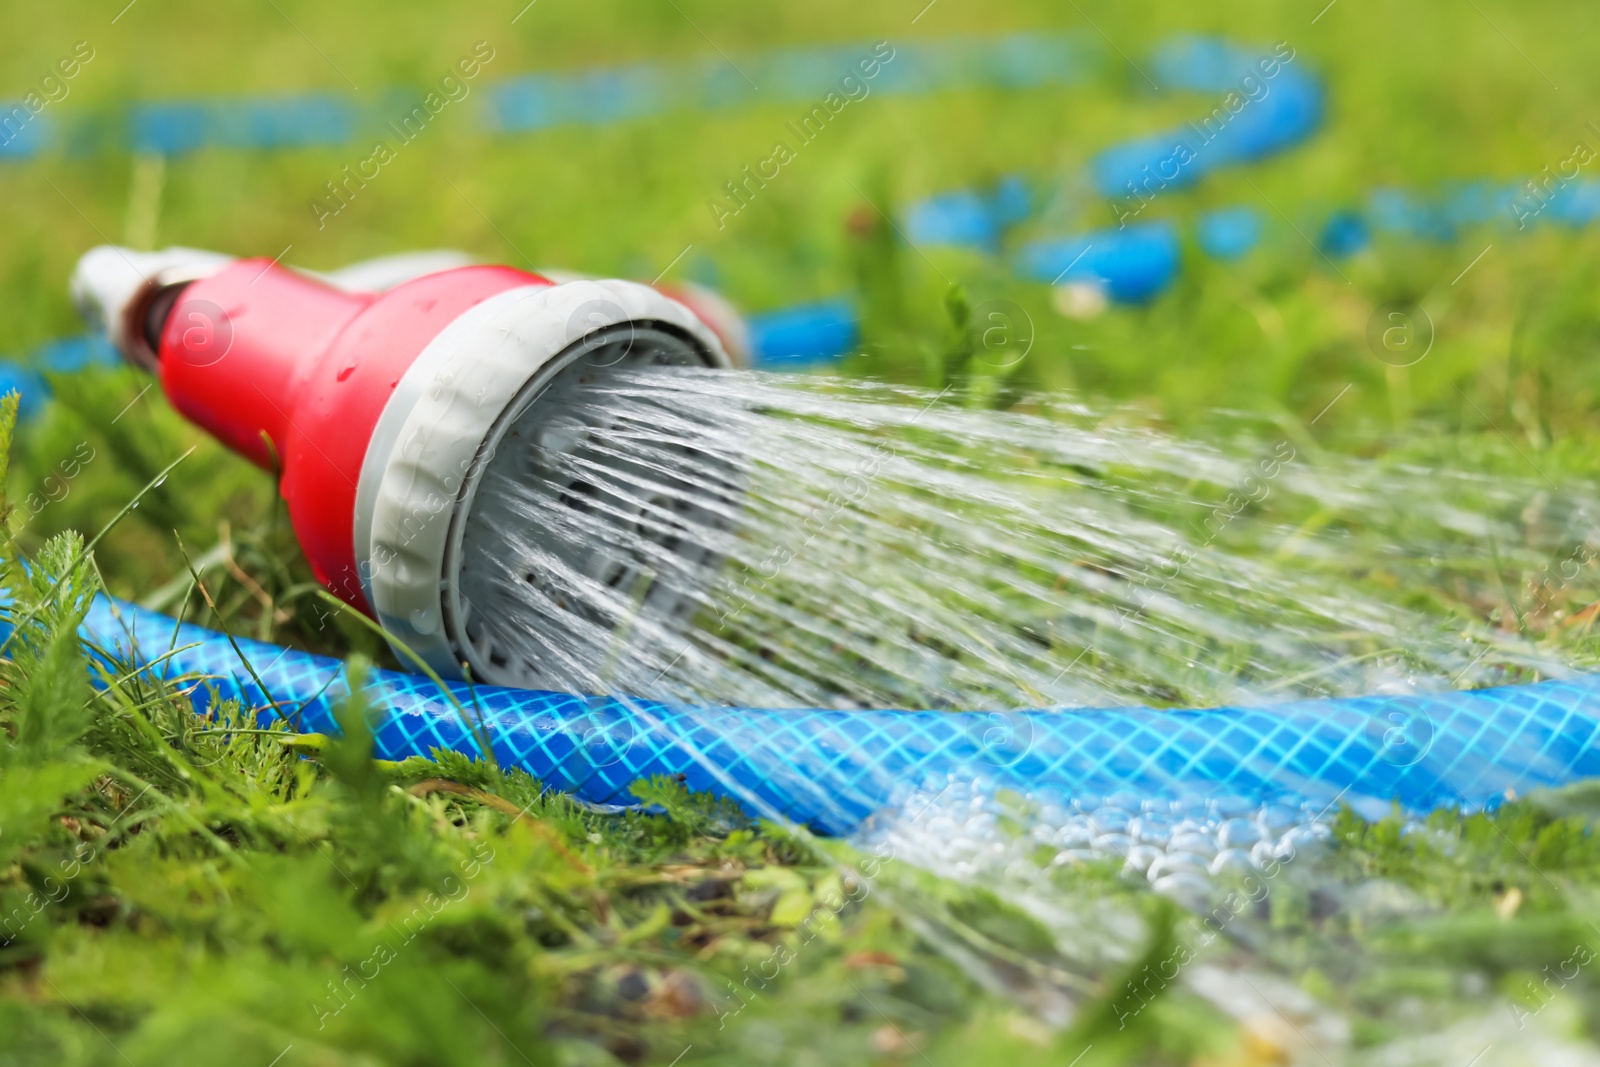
[86,596,1600,835]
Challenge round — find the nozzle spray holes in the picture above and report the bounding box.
[1365,301,1434,368]
[971,298,1034,369]
[172,299,235,367]
[1365,707,1435,767]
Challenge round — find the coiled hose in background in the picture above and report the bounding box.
[73,593,1600,835]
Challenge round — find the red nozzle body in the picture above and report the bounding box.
[160,260,546,610]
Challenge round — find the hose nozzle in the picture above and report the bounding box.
[70,244,739,688]
[69,246,233,371]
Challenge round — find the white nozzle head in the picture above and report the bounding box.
[70,245,234,369]
[354,278,734,688]
[540,268,751,367]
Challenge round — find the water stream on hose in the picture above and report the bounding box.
[457,365,1600,1049]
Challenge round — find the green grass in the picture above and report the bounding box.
[5,0,1600,1063]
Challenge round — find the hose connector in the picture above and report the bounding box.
[69,246,234,372]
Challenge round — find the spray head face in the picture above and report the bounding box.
[353,279,736,690]
[446,322,736,690]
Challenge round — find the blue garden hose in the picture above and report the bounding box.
[80,592,1600,835]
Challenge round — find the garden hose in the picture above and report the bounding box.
[77,591,1600,835]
